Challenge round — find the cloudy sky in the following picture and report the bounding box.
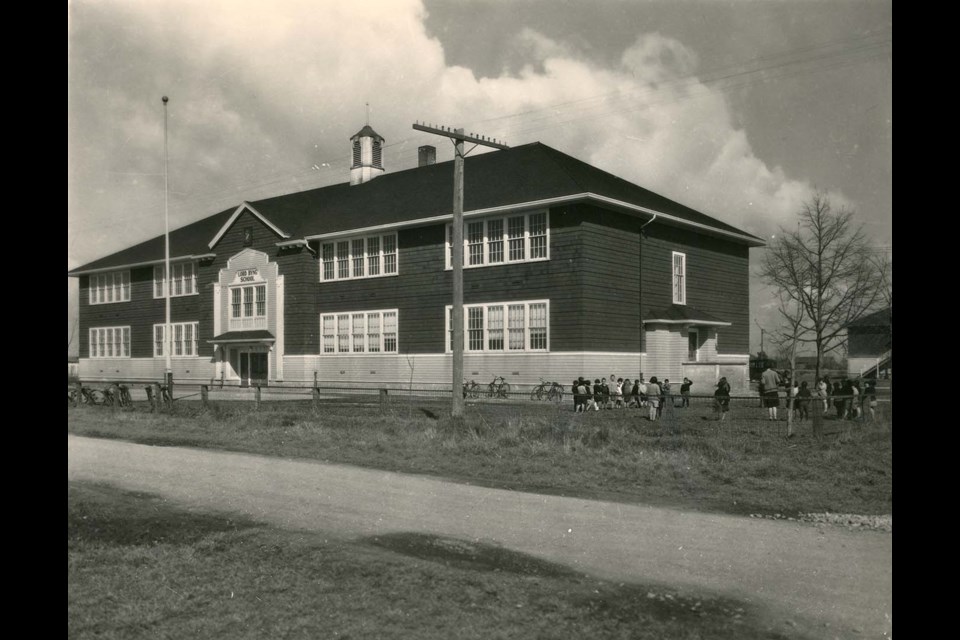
[67,0,892,356]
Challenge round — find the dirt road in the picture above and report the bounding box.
[68,435,891,638]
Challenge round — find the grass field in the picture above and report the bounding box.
[68,481,814,640]
[67,397,892,518]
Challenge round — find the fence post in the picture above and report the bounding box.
[145,385,156,412]
[312,386,320,412]
[255,385,262,411]
[166,375,174,409]
[201,385,209,409]
[379,388,388,413]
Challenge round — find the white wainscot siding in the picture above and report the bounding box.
[644,326,686,382]
[283,353,648,391]
[79,357,216,383]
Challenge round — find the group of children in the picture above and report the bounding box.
[571,375,695,421]
[787,377,879,422]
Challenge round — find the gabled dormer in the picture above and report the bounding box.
[350,124,385,186]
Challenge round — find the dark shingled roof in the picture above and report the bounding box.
[210,330,276,342]
[845,307,891,328]
[69,142,763,274]
[351,125,383,140]
[644,304,730,325]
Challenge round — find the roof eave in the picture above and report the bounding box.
[68,253,217,277]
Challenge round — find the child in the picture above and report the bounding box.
[790,380,800,420]
[714,377,731,421]
[660,379,671,416]
[573,379,584,412]
[613,377,625,409]
[646,376,661,421]
[851,380,861,420]
[601,377,611,409]
[864,380,878,421]
[628,379,641,408]
[637,377,648,407]
[680,377,692,408]
[797,381,811,421]
[589,379,602,411]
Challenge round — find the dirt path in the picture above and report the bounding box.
[68,435,891,639]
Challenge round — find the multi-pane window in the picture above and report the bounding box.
[446,300,549,352]
[89,271,130,304]
[322,243,335,280]
[672,252,686,305]
[153,262,197,298]
[320,310,399,354]
[230,284,266,319]
[89,327,130,358]
[152,322,199,357]
[445,211,549,268]
[320,233,398,282]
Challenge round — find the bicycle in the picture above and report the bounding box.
[487,375,511,399]
[463,379,481,399]
[531,378,564,402]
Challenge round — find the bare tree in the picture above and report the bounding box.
[769,292,806,438]
[68,316,78,352]
[758,191,884,383]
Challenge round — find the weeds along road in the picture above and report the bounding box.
[68,434,891,639]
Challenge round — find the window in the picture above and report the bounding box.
[320,233,398,282]
[445,211,549,269]
[153,322,200,357]
[320,309,399,354]
[672,252,686,305]
[688,329,699,362]
[446,300,549,352]
[229,284,266,330]
[89,271,130,304]
[89,327,130,358]
[153,262,197,298]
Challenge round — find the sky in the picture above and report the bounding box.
[67,0,892,358]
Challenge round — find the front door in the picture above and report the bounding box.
[230,348,270,387]
[250,353,268,385]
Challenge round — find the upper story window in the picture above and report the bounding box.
[672,252,686,305]
[321,309,398,354]
[446,211,548,269]
[321,233,398,282]
[89,271,130,305]
[229,284,267,330]
[89,326,130,358]
[154,262,197,298]
[446,300,549,353]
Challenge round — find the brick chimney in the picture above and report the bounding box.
[418,145,436,167]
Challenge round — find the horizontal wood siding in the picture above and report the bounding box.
[78,208,301,380]
[78,357,215,383]
[313,206,586,356]
[644,326,687,381]
[848,327,890,357]
[285,352,645,389]
[577,204,643,352]
[641,224,751,355]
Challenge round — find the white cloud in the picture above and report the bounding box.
[70,1,837,264]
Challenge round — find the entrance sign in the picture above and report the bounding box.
[232,268,263,285]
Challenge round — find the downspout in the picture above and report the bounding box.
[638,214,657,375]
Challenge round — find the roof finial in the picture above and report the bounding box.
[365,102,370,126]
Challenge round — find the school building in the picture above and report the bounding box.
[68,124,765,391]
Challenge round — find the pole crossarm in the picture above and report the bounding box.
[412,123,510,151]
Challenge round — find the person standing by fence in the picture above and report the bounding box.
[646,377,661,421]
[818,376,830,416]
[680,377,692,408]
[761,365,783,421]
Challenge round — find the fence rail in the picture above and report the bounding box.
[68,378,891,430]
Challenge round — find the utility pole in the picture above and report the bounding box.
[162,96,172,397]
[412,122,509,418]
[754,319,765,357]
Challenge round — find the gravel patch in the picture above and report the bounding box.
[748,512,891,532]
